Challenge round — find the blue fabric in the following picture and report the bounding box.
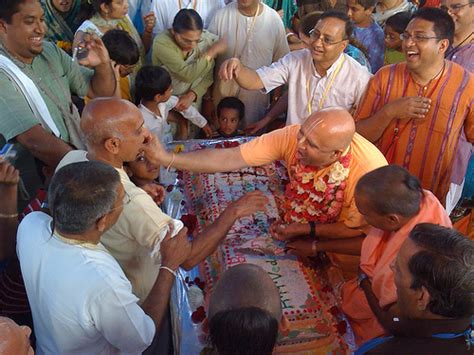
[345,44,372,72]
[353,22,386,73]
[461,154,474,199]
[356,336,394,354]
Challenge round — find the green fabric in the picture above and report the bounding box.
[0,41,93,143]
[43,0,82,43]
[262,0,297,29]
[384,49,405,65]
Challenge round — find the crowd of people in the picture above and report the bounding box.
[0,0,473,353]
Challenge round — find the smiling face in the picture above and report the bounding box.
[309,17,349,67]
[52,0,74,13]
[402,18,448,72]
[441,0,474,35]
[0,0,46,64]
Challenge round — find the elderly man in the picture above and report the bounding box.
[208,0,289,125]
[341,165,451,345]
[57,98,268,302]
[17,161,191,354]
[356,223,474,354]
[355,8,473,208]
[207,263,287,355]
[219,10,371,127]
[0,317,33,355]
[151,108,387,275]
[0,0,115,205]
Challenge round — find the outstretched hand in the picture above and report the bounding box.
[228,190,268,218]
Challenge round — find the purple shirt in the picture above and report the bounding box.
[446,42,473,73]
[353,22,385,73]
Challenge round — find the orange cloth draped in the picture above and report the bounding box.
[341,190,452,345]
[355,62,474,204]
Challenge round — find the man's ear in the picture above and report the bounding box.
[0,19,8,34]
[96,214,108,233]
[417,285,431,312]
[387,213,401,227]
[438,38,450,55]
[279,314,290,335]
[104,137,120,154]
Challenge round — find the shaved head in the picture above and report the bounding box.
[0,317,34,355]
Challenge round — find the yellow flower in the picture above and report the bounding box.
[328,162,349,185]
[313,178,327,192]
[174,144,185,153]
[301,172,314,184]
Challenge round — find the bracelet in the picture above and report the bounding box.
[166,153,176,172]
[309,221,316,239]
[159,266,177,277]
[311,240,317,255]
[0,212,18,219]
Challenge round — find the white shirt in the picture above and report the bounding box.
[256,50,372,125]
[208,1,289,124]
[147,0,226,36]
[139,95,208,144]
[17,212,155,355]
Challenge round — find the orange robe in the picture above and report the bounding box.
[341,190,452,345]
[355,62,474,204]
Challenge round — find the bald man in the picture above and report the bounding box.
[207,264,285,355]
[342,165,451,345]
[150,108,388,275]
[0,317,34,355]
[57,98,268,302]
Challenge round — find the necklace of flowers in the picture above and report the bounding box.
[283,151,352,224]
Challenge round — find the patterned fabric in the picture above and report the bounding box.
[43,0,82,44]
[355,62,474,204]
[353,22,385,73]
[345,44,372,72]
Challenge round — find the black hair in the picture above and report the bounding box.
[410,7,454,45]
[356,165,423,217]
[385,12,411,34]
[102,29,140,66]
[217,97,245,120]
[319,10,353,39]
[172,8,203,34]
[353,0,377,10]
[209,307,279,355]
[0,0,31,23]
[134,65,172,104]
[408,223,474,318]
[78,0,113,22]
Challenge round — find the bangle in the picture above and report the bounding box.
[166,153,176,172]
[311,240,317,255]
[0,212,18,219]
[160,265,177,277]
[309,221,316,239]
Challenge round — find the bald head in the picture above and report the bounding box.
[0,317,33,355]
[304,108,356,152]
[209,263,282,320]
[81,98,142,147]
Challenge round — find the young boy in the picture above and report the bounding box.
[215,97,245,138]
[347,0,385,73]
[383,12,411,65]
[102,30,140,102]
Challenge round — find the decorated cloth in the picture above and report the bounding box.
[240,125,388,272]
[43,0,82,51]
[152,30,218,110]
[353,21,385,73]
[256,50,372,125]
[345,44,372,72]
[173,138,354,353]
[341,190,452,345]
[355,61,474,205]
[208,1,289,125]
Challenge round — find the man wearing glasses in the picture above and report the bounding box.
[219,10,372,126]
[355,8,473,211]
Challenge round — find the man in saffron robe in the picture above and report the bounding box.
[149,108,387,275]
[341,165,452,345]
[355,8,473,206]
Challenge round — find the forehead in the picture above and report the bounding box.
[13,0,44,18]
[177,29,201,39]
[219,107,240,119]
[406,18,436,33]
[314,17,346,36]
[346,0,364,7]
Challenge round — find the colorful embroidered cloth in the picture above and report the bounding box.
[170,139,354,353]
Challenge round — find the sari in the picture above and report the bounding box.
[44,0,82,52]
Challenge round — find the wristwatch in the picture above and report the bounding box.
[358,272,369,288]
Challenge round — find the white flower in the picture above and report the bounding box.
[313,178,327,192]
[309,192,324,203]
[328,162,349,185]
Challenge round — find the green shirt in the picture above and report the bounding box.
[384,49,405,65]
[0,41,93,143]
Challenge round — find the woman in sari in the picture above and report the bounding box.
[44,0,83,53]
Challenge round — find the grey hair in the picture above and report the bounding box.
[49,161,121,234]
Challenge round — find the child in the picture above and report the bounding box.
[346,0,385,73]
[384,12,411,65]
[135,66,213,144]
[102,29,140,102]
[215,97,245,138]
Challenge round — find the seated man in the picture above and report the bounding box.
[150,108,388,275]
[342,165,452,345]
[0,316,34,355]
[207,263,286,355]
[17,161,191,354]
[57,98,268,302]
[357,223,473,354]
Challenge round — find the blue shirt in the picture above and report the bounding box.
[353,22,385,73]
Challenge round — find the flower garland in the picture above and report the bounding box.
[283,153,352,224]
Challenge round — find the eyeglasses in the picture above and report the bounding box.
[108,191,132,214]
[439,2,473,12]
[400,32,441,42]
[309,29,347,46]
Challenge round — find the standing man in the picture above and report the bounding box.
[219,10,371,127]
[0,0,115,205]
[209,0,289,125]
[355,8,473,207]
